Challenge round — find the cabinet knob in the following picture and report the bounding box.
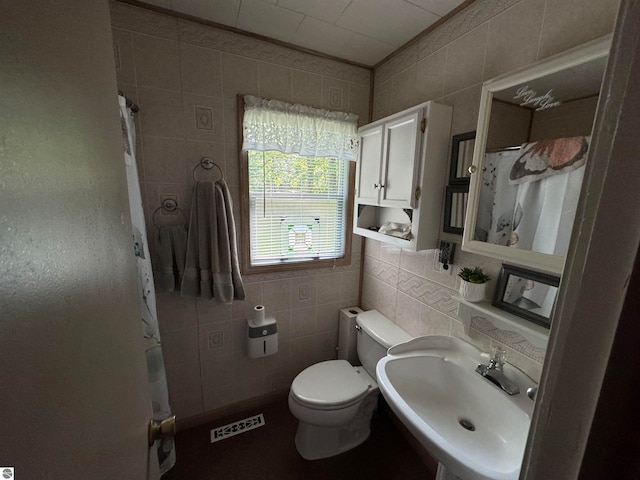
[379,184,385,189]
[468,165,477,174]
[373,183,379,189]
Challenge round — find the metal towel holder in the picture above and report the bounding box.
[152,198,186,227]
[193,157,224,182]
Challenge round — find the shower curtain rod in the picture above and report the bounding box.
[485,145,521,153]
[118,90,139,113]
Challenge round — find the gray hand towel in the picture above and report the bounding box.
[153,225,188,293]
[181,180,245,303]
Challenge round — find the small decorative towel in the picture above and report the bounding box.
[509,136,589,184]
[181,179,245,303]
[152,225,188,293]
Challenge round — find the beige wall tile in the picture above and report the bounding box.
[132,33,181,90]
[137,86,185,138]
[291,305,318,340]
[223,99,240,147]
[112,28,136,84]
[418,306,453,336]
[156,293,197,332]
[399,249,427,277]
[199,321,233,360]
[201,354,235,411]
[364,255,399,288]
[484,0,546,81]
[263,278,292,312]
[222,53,260,100]
[223,142,240,187]
[179,43,223,98]
[349,82,370,125]
[417,46,446,102]
[165,360,204,418]
[274,309,292,341]
[438,84,482,136]
[321,77,349,111]
[443,24,488,95]
[196,297,232,325]
[372,78,391,121]
[182,93,225,142]
[290,336,317,375]
[394,292,422,335]
[361,274,398,320]
[317,302,342,334]
[292,70,322,108]
[259,62,292,102]
[161,325,199,366]
[538,0,620,59]
[291,275,317,308]
[142,136,188,184]
[391,64,421,112]
[339,270,360,304]
[316,273,343,305]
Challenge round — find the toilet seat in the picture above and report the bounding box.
[291,360,376,410]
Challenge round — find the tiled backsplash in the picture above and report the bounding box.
[360,239,545,380]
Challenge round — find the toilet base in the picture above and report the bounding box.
[293,392,378,460]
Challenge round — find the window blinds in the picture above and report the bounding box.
[242,96,357,266]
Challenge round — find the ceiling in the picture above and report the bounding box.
[135,0,468,66]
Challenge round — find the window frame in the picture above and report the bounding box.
[237,95,355,275]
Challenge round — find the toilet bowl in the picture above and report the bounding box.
[288,309,411,460]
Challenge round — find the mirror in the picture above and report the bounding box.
[462,36,611,274]
[493,265,560,328]
[443,132,475,235]
[449,132,476,184]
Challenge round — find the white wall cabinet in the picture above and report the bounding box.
[354,101,452,251]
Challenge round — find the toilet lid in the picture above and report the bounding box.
[291,360,371,407]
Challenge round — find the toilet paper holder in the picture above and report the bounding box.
[247,305,278,358]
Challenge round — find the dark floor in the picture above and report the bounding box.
[162,396,434,480]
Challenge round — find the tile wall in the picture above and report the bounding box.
[109,1,370,420]
[364,0,620,381]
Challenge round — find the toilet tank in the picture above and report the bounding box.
[356,310,412,377]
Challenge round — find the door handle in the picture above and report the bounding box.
[148,415,176,446]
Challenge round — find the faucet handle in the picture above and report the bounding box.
[490,346,507,368]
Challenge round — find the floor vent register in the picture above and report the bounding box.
[210,413,265,443]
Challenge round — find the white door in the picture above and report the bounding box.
[380,110,423,208]
[0,1,160,479]
[356,125,384,205]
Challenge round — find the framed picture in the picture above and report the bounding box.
[492,264,560,328]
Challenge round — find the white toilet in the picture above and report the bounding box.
[288,309,411,460]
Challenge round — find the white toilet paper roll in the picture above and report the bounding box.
[253,305,265,324]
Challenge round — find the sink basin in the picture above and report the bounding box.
[376,336,536,480]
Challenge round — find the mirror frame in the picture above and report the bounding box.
[461,35,612,275]
[443,131,475,235]
[449,131,476,184]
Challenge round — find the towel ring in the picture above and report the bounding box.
[152,198,186,227]
[193,157,224,182]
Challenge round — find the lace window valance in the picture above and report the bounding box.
[242,95,359,162]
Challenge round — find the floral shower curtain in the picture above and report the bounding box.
[119,95,176,474]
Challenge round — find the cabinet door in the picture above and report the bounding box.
[356,125,383,205]
[380,110,422,208]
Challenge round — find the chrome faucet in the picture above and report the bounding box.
[475,346,520,396]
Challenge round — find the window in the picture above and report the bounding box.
[239,95,358,273]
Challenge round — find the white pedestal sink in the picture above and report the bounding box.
[376,336,537,480]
